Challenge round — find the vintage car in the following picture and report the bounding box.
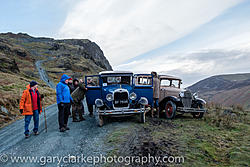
[158,75,207,119]
[85,71,153,126]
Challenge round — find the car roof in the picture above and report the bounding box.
[99,71,133,76]
[159,75,182,80]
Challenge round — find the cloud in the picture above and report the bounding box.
[115,49,250,87]
[58,0,240,66]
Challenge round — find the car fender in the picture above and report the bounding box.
[195,98,206,105]
[159,96,179,108]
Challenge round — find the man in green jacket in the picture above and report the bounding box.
[71,79,87,121]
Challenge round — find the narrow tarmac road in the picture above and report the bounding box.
[0,60,131,167]
[35,60,56,89]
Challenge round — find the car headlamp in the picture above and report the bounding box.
[106,94,113,101]
[129,92,137,100]
[179,91,184,98]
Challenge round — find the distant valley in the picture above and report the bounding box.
[188,73,250,109]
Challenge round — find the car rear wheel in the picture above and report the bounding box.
[192,103,204,119]
[165,101,176,119]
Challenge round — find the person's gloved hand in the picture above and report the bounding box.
[20,109,23,114]
[41,94,45,99]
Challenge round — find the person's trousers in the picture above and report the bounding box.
[152,98,159,108]
[58,103,71,129]
[24,109,39,135]
[72,103,84,121]
[81,102,85,115]
[88,104,93,115]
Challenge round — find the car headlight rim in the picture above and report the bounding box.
[139,97,148,105]
[106,93,113,101]
[95,99,104,108]
[179,91,184,98]
[129,92,137,100]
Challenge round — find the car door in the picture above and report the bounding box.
[85,75,102,106]
[133,74,153,106]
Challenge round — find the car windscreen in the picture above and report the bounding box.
[161,79,180,88]
[102,76,131,85]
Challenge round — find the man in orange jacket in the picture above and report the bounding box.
[19,81,43,138]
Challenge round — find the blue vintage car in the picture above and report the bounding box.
[85,71,153,126]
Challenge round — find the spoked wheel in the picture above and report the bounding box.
[192,103,204,119]
[164,101,176,119]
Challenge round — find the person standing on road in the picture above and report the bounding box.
[71,78,86,122]
[67,78,74,116]
[151,71,160,118]
[68,78,74,93]
[56,74,73,132]
[86,78,94,116]
[19,81,43,138]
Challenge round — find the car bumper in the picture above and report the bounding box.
[177,107,207,113]
[97,108,145,116]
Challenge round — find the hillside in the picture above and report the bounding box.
[188,73,250,109]
[0,32,112,82]
[0,32,112,127]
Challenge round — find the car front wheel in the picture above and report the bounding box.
[192,103,204,119]
[164,101,176,119]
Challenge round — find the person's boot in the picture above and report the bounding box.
[72,119,80,122]
[60,127,66,132]
[80,117,86,121]
[25,134,30,138]
[34,131,39,135]
[72,111,79,122]
[156,107,160,118]
[89,112,93,117]
[64,124,70,130]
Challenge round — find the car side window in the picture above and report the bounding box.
[161,79,171,86]
[86,76,99,87]
[135,76,152,86]
[171,80,179,88]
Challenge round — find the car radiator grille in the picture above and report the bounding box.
[182,90,192,108]
[113,91,129,108]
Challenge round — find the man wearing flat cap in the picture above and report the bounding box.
[19,81,43,138]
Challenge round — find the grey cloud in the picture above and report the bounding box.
[158,49,250,87]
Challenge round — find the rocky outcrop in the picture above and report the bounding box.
[0,32,112,73]
[58,39,112,70]
[0,56,19,73]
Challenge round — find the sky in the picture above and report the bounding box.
[1,0,250,87]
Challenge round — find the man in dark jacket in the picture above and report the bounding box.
[67,78,73,116]
[56,74,73,132]
[71,78,86,122]
[68,78,74,93]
